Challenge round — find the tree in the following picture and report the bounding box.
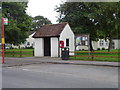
[55,2,120,51]
[85,2,120,51]
[32,15,52,31]
[55,2,100,51]
[2,2,32,45]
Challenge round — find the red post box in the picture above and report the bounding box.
[59,41,64,48]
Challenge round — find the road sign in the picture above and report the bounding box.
[4,18,8,25]
[2,38,5,44]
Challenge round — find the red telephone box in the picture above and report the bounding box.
[59,41,64,48]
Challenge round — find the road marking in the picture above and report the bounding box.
[20,68,118,83]
[22,69,30,71]
[7,67,13,69]
[7,66,118,84]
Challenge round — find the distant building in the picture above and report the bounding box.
[12,31,36,49]
[76,38,120,50]
[111,38,120,50]
[33,22,75,57]
[24,31,36,48]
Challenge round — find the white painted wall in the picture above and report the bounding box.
[112,39,120,49]
[77,39,109,50]
[76,39,120,50]
[96,39,109,50]
[34,24,75,57]
[51,37,59,57]
[60,24,75,56]
[34,38,44,57]
[76,46,88,50]
[25,32,35,48]
[92,41,99,50]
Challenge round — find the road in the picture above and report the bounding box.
[2,63,118,88]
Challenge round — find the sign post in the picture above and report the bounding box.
[1,18,8,64]
[75,34,90,57]
[4,18,8,25]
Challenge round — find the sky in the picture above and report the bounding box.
[26,0,65,24]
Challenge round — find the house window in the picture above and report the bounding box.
[27,42,30,46]
[99,40,104,46]
[66,39,69,46]
[112,41,115,49]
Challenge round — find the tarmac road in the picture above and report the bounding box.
[2,63,118,88]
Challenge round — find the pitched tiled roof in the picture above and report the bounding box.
[33,22,68,38]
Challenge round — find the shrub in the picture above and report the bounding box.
[25,46,33,49]
[10,47,13,49]
[79,49,81,51]
[102,48,105,50]
[82,49,85,51]
[97,48,101,50]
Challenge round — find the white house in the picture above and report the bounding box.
[11,31,36,49]
[76,38,120,50]
[24,31,36,48]
[33,22,75,57]
[111,38,120,49]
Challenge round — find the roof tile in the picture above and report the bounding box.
[33,22,68,38]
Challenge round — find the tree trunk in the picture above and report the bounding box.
[108,37,112,52]
[89,38,94,51]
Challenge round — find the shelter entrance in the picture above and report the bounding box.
[44,37,51,56]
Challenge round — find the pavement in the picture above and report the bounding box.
[2,57,119,67]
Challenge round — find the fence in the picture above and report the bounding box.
[0,50,34,57]
[70,51,120,61]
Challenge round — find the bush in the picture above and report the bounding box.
[79,49,81,51]
[97,48,101,50]
[102,48,105,50]
[82,49,85,51]
[25,46,33,49]
[10,47,14,49]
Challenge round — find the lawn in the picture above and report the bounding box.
[70,49,120,62]
[4,49,34,57]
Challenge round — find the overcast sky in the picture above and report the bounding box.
[26,0,65,24]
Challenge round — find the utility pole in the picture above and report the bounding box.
[1,18,8,64]
[2,18,5,64]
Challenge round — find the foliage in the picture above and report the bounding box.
[82,49,85,51]
[97,48,100,50]
[25,46,33,49]
[85,2,120,51]
[102,48,105,50]
[55,2,100,51]
[55,2,120,51]
[32,15,52,31]
[2,2,32,45]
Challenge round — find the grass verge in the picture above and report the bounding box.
[70,49,120,62]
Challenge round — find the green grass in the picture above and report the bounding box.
[70,49,120,62]
[4,49,34,58]
[3,49,120,62]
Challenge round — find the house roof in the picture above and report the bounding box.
[33,22,68,38]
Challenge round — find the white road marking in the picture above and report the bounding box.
[5,66,118,83]
[20,68,118,83]
[22,69,30,71]
[7,67,13,69]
